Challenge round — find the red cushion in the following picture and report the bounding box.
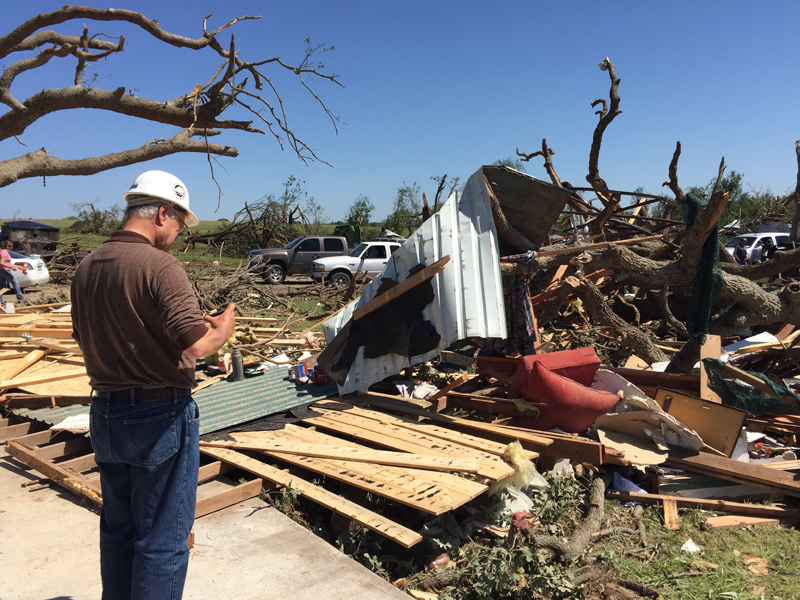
[513,361,619,434]
[508,347,601,398]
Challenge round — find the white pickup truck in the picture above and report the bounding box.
[311,240,403,287]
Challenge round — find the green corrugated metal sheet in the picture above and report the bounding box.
[10,367,337,435]
[193,368,338,435]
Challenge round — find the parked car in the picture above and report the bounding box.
[723,233,791,258]
[6,251,49,288]
[248,236,348,284]
[311,240,403,288]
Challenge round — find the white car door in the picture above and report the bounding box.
[359,245,388,276]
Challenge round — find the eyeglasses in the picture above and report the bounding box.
[170,208,188,234]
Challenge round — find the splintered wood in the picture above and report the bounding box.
[0,311,90,396]
[199,398,535,547]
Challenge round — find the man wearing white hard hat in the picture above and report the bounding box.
[71,170,235,600]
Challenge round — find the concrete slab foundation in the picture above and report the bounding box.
[0,446,407,600]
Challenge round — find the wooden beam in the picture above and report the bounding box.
[35,437,92,460]
[14,302,72,311]
[534,233,678,257]
[699,335,722,403]
[0,394,91,409]
[352,256,450,322]
[0,367,86,391]
[0,421,34,442]
[705,515,781,529]
[717,363,795,405]
[25,340,83,356]
[5,439,102,505]
[0,328,74,338]
[195,479,262,519]
[0,348,47,382]
[200,446,423,548]
[197,460,234,484]
[200,439,481,473]
[424,373,475,413]
[606,490,800,520]
[360,394,553,448]
[666,449,800,498]
[663,498,680,530]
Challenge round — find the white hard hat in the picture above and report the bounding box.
[122,170,199,227]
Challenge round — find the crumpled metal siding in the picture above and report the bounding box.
[323,168,507,394]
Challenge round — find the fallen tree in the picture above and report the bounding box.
[505,58,800,372]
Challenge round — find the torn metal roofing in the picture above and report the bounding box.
[482,166,573,249]
[322,167,508,395]
[11,367,338,435]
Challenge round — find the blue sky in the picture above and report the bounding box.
[1,1,799,223]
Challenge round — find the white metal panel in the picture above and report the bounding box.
[322,168,507,394]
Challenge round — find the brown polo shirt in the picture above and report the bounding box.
[71,230,207,391]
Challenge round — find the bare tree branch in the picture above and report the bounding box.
[0,129,237,187]
[0,7,342,188]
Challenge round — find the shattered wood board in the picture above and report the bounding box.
[200,446,423,547]
[321,167,507,394]
[193,367,338,435]
[233,426,487,514]
[10,355,90,395]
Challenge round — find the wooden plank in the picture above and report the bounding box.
[700,335,722,403]
[776,324,795,341]
[7,428,54,446]
[306,410,512,481]
[705,515,780,529]
[717,363,795,405]
[653,388,746,457]
[0,421,35,442]
[0,394,91,409]
[316,402,529,459]
[602,366,700,391]
[0,328,74,338]
[200,447,423,548]
[444,393,524,416]
[423,373,475,413]
[14,302,72,311]
[36,437,92,460]
[260,450,457,515]
[663,498,680,530]
[60,453,97,474]
[197,460,234,483]
[5,439,103,504]
[0,348,47,381]
[353,255,450,322]
[234,317,278,324]
[534,233,678,257]
[268,425,487,501]
[606,490,800,520]
[666,449,800,498]
[200,438,481,473]
[360,394,554,448]
[26,340,83,356]
[0,417,7,428]
[194,479,262,518]
[0,367,86,391]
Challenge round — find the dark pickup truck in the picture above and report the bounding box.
[248,235,348,284]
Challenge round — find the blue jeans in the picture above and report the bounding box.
[0,268,23,301]
[90,394,200,600]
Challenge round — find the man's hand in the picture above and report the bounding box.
[184,303,237,359]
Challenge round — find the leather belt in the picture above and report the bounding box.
[97,387,191,402]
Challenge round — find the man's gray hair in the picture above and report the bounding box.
[124,196,164,221]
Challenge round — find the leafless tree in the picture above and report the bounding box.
[0,6,343,190]
[507,59,800,371]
